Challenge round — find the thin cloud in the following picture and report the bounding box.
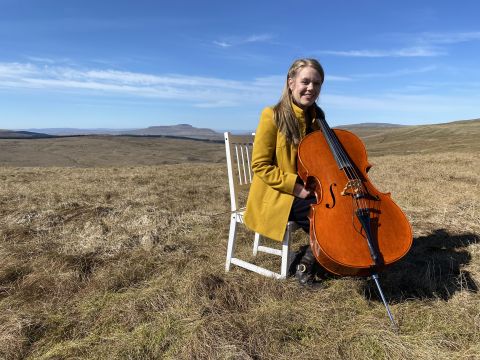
[319,46,444,58]
[0,62,37,77]
[25,56,73,65]
[326,75,353,81]
[193,100,239,108]
[0,62,279,105]
[319,31,480,58]
[213,33,274,48]
[243,34,273,43]
[355,65,438,78]
[213,41,232,48]
[419,31,480,45]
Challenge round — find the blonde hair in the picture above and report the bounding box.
[273,58,325,145]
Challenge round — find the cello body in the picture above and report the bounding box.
[297,128,412,277]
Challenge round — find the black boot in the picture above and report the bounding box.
[295,246,317,285]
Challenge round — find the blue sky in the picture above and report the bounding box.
[1,0,479,131]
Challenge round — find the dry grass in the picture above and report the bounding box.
[0,124,479,359]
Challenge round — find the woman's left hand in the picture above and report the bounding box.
[293,183,311,199]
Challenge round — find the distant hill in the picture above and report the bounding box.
[12,118,479,147]
[337,122,405,128]
[1,118,479,167]
[123,124,222,140]
[22,124,222,140]
[0,130,54,139]
[345,118,480,155]
[24,128,134,136]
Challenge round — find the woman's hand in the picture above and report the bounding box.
[293,183,311,199]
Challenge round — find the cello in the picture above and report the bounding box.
[297,116,412,327]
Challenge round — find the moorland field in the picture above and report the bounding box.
[0,120,479,359]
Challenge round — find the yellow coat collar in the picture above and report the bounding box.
[291,101,304,119]
[291,102,317,135]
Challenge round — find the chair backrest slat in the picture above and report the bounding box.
[224,132,255,211]
[240,145,248,185]
[245,144,252,183]
[235,145,243,185]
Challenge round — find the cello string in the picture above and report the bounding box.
[333,131,369,211]
[316,117,354,181]
[317,116,357,182]
[321,116,367,209]
[317,116,368,211]
[329,125,368,209]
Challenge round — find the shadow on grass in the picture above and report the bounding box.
[363,229,479,302]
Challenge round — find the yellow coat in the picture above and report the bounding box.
[244,103,319,241]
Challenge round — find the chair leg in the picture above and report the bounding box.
[225,214,238,272]
[253,232,261,256]
[280,226,291,279]
[227,217,295,279]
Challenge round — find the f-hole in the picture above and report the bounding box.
[326,183,336,209]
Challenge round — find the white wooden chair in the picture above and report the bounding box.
[224,132,299,279]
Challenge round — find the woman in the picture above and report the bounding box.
[243,58,325,285]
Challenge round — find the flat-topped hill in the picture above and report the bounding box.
[123,123,222,140]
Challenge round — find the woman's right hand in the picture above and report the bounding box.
[293,183,311,199]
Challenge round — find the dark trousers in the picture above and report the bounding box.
[288,196,316,233]
[288,196,318,274]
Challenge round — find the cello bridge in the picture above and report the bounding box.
[341,179,363,196]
